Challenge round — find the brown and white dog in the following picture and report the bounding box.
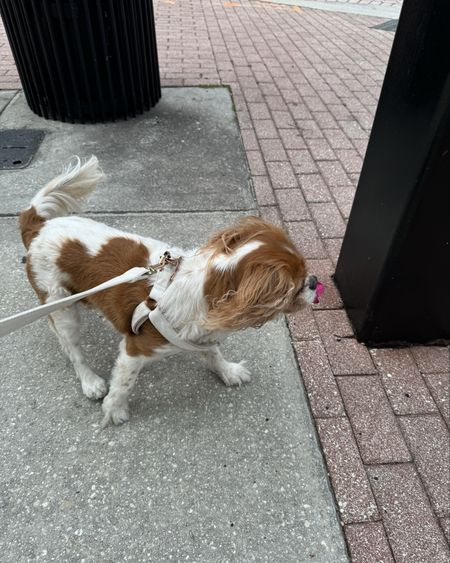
[19,157,318,425]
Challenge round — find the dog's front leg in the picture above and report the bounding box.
[201,345,251,387]
[101,339,146,426]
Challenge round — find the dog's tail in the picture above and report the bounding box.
[20,156,103,249]
[29,155,103,219]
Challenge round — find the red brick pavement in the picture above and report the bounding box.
[305,0,402,7]
[1,2,449,561]
[0,18,19,89]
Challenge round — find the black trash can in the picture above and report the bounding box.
[0,0,161,123]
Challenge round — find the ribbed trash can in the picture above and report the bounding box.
[0,0,161,123]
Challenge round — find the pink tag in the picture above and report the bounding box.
[313,281,325,304]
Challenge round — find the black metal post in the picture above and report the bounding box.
[335,0,450,346]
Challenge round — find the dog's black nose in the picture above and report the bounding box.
[308,275,318,290]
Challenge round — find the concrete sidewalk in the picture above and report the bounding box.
[1,0,449,561]
[0,89,347,562]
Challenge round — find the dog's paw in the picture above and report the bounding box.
[81,373,108,400]
[101,395,130,427]
[220,361,252,387]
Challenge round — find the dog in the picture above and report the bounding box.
[19,156,318,425]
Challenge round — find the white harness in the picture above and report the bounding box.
[0,251,215,352]
[131,253,215,352]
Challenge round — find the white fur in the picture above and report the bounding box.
[30,156,103,218]
[47,290,108,400]
[102,341,167,426]
[301,276,318,305]
[201,347,251,386]
[24,157,313,426]
[213,240,263,272]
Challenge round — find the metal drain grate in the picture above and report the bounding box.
[372,19,398,32]
[0,129,45,170]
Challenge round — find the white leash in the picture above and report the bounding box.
[0,267,149,338]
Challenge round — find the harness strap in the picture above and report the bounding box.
[148,307,215,352]
[130,258,179,335]
[131,301,152,334]
[130,257,216,351]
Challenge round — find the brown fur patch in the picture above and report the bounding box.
[125,323,167,357]
[202,216,307,330]
[19,207,45,250]
[56,237,167,355]
[20,207,48,304]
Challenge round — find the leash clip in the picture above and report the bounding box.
[147,251,180,276]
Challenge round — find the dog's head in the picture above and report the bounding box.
[201,216,317,331]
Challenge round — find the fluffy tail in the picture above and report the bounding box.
[20,156,103,249]
[30,155,103,218]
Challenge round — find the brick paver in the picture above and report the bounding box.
[442,518,450,543]
[0,19,20,90]
[411,345,450,374]
[292,0,401,5]
[337,375,411,464]
[371,348,438,414]
[399,415,450,518]
[294,339,345,417]
[423,372,450,425]
[1,1,449,560]
[317,417,380,523]
[315,309,377,375]
[367,464,450,563]
[345,522,394,563]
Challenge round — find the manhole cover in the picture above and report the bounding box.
[0,129,45,170]
[372,19,398,32]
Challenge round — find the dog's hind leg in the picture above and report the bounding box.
[48,291,108,400]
